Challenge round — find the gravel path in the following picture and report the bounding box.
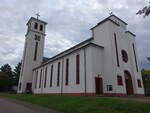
[0,97,62,113]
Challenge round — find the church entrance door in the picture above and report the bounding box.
[124,71,134,95]
[25,82,32,94]
[95,77,103,95]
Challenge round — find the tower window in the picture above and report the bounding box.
[34,22,38,29]
[65,58,69,85]
[40,25,43,31]
[76,54,80,84]
[34,42,38,61]
[121,50,128,63]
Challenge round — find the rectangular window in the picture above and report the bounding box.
[39,69,42,88]
[50,65,53,87]
[117,75,123,86]
[35,71,38,88]
[44,67,47,88]
[132,43,138,72]
[57,62,60,86]
[40,25,43,31]
[137,79,142,88]
[107,85,113,91]
[76,54,80,84]
[34,22,38,29]
[65,58,69,85]
[34,42,38,61]
[114,33,120,67]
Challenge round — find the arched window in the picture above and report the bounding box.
[121,50,128,63]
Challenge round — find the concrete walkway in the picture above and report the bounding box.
[0,97,61,113]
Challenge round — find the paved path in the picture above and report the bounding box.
[0,97,61,113]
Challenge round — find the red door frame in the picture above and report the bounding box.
[124,71,134,95]
[95,77,103,95]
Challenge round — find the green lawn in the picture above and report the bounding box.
[0,94,150,113]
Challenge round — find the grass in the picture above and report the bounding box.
[0,94,150,113]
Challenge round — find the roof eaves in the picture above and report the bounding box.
[27,17,48,25]
[125,31,136,37]
[33,38,98,70]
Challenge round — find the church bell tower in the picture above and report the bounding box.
[18,15,47,93]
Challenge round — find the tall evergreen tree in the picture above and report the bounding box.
[13,62,21,85]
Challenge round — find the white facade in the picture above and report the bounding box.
[18,15,144,96]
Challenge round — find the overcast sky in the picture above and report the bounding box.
[0,0,150,69]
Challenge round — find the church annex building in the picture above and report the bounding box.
[18,14,144,96]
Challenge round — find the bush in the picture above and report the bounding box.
[0,72,10,92]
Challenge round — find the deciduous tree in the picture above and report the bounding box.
[136,2,150,17]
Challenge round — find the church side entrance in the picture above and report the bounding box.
[124,71,134,95]
[95,77,103,95]
[25,82,32,94]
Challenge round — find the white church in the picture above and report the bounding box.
[18,14,144,96]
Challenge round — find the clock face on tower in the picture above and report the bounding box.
[35,35,41,41]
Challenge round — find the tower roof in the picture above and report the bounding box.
[26,17,48,25]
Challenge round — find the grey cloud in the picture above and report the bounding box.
[0,0,149,70]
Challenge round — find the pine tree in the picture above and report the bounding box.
[13,62,21,85]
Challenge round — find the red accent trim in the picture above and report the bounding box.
[104,93,127,97]
[34,93,96,96]
[21,92,144,97]
[134,94,145,97]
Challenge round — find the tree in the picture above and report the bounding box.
[141,69,150,96]
[0,64,13,78]
[13,62,21,85]
[136,2,150,17]
[0,72,10,91]
[147,57,150,62]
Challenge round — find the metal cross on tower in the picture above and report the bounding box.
[36,13,40,19]
[109,11,113,15]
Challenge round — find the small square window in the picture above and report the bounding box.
[34,22,38,29]
[107,85,113,91]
